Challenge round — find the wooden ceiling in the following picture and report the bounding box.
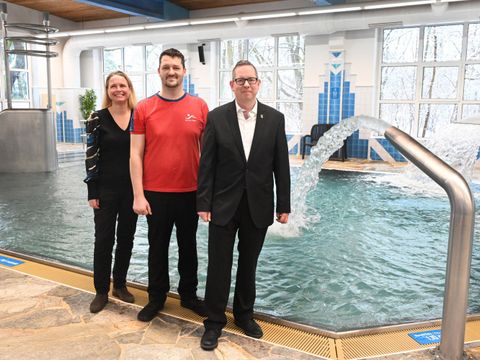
[5,0,285,22]
[6,0,129,22]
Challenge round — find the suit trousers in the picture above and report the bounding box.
[144,191,199,303]
[204,192,268,330]
[93,187,138,294]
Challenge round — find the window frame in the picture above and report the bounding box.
[376,22,480,138]
[102,44,162,99]
[217,35,305,134]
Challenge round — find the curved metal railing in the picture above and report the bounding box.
[384,126,475,360]
[1,4,58,109]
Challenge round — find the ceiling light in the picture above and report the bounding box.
[190,17,239,25]
[298,6,362,15]
[105,25,144,33]
[65,29,105,36]
[240,12,297,21]
[144,21,189,29]
[364,1,433,10]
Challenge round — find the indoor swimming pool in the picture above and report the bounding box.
[1,161,479,331]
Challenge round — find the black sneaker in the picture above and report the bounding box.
[180,297,208,317]
[90,293,108,313]
[137,301,164,322]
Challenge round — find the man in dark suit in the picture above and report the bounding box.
[197,60,291,351]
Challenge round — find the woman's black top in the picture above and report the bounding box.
[84,108,133,200]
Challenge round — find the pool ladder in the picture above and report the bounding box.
[384,126,475,360]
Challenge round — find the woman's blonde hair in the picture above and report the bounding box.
[102,70,137,109]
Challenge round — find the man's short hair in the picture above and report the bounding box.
[232,60,258,80]
[159,48,186,68]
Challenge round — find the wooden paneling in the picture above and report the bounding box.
[5,0,283,22]
[6,0,129,22]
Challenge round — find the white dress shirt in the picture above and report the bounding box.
[235,101,258,160]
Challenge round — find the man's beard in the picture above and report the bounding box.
[164,77,180,88]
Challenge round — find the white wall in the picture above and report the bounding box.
[185,42,217,110]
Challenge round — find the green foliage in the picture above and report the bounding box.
[79,89,97,120]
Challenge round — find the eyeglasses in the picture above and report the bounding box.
[233,77,259,85]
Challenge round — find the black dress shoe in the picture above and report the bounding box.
[200,328,221,351]
[137,301,164,322]
[180,297,208,317]
[112,287,135,303]
[90,294,108,313]
[234,319,263,338]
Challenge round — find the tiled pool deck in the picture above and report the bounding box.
[0,265,324,360]
[1,265,480,360]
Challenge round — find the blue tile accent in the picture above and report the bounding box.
[55,109,84,144]
[287,134,298,155]
[317,69,365,158]
[346,130,368,159]
[377,138,407,162]
[184,74,198,96]
[56,112,64,142]
[370,147,381,160]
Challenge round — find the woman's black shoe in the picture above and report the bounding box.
[90,294,108,313]
[112,287,135,303]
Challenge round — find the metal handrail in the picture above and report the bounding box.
[1,5,58,109]
[5,23,58,34]
[6,36,58,46]
[6,49,58,58]
[384,126,475,360]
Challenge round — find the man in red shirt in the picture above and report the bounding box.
[130,48,208,321]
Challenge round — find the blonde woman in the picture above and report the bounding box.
[84,71,138,313]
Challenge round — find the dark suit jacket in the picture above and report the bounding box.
[197,100,290,228]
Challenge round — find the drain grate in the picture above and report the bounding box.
[338,326,436,359]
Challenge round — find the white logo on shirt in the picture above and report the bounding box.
[185,114,198,122]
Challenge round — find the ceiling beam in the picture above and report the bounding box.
[76,0,188,20]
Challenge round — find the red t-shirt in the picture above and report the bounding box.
[132,93,208,192]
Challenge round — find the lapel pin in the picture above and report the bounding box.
[260,114,264,119]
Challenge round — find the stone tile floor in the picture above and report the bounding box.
[2,265,480,360]
[0,266,323,360]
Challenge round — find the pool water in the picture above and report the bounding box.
[0,162,479,331]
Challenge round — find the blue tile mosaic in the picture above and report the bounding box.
[183,74,198,96]
[55,110,83,144]
[317,67,377,159]
[287,134,298,155]
[370,147,381,161]
[376,138,407,162]
[346,130,368,159]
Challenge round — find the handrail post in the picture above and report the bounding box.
[43,12,52,110]
[1,3,11,109]
[384,126,475,360]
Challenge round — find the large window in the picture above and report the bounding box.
[7,40,30,108]
[103,44,162,99]
[378,23,480,138]
[218,35,305,133]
